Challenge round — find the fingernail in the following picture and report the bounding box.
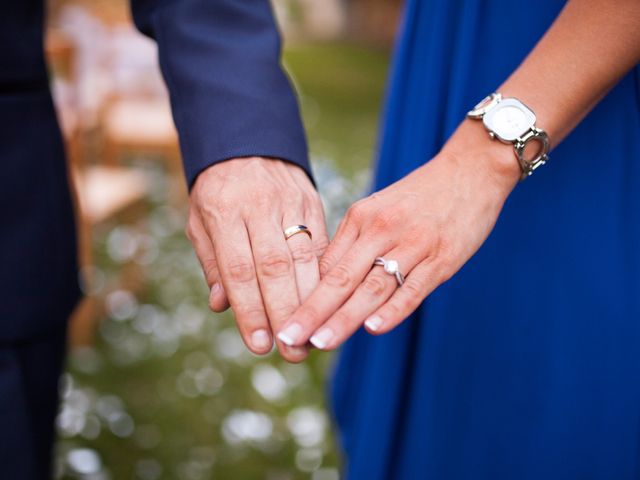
[310,328,334,349]
[283,344,308,356]
[251,329,272,351]
[210,282,221,295]
[277,323,302,346]
[364,315,384,332]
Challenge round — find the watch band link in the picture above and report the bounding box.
[467,92,550,181]
[514,127,549,179]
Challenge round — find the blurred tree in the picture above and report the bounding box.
[273,0,403,46]
[345,0,404,47]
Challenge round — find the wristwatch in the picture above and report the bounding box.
[467,93,549,180]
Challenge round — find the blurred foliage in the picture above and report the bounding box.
[285,43,389,177]
[56,43,389,480]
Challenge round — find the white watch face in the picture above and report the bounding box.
[483,98,536,142]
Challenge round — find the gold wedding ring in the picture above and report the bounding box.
[284,225,312,241]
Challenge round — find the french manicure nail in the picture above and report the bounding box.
[364,315,384,332]
[310,328,334,349]
[251,329,272,351]
[277,323,303,346]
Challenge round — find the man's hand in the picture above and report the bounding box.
[186,157,329,362]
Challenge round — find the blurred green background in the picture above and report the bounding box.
[54,38,390,480]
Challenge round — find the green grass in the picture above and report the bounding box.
[284,43,389,176]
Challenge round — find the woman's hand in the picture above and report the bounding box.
[187,157,329,362]
[276,122,521,351]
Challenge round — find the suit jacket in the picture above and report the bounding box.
[1,0,310,341]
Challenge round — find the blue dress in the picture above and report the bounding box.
[330,1,640,479]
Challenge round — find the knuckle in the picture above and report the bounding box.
[202,258,219,282]
[269,302,298,321]
[313,234,330,257]
[226,257,255,283]
[383,300,403,321]
[397,296,415,316]
[370,209,394,232]
[234,302,265,320]
[397,286,421,315]
[362,274,388,296]
[318,256,333,277]
[325,264,352,289]
[289,243,316,264]
[345,201,368,226]
[257,251,292,278]
[402,277,424,298]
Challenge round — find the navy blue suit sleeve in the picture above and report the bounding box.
[130,0,312,189]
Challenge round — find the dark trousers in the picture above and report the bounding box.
[0,329,67,479]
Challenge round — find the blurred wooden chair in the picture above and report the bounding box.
[46,28,151,346]
[101,96,182,176]
[95,26,186,200]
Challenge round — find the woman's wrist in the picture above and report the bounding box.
[439,119,522,197]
